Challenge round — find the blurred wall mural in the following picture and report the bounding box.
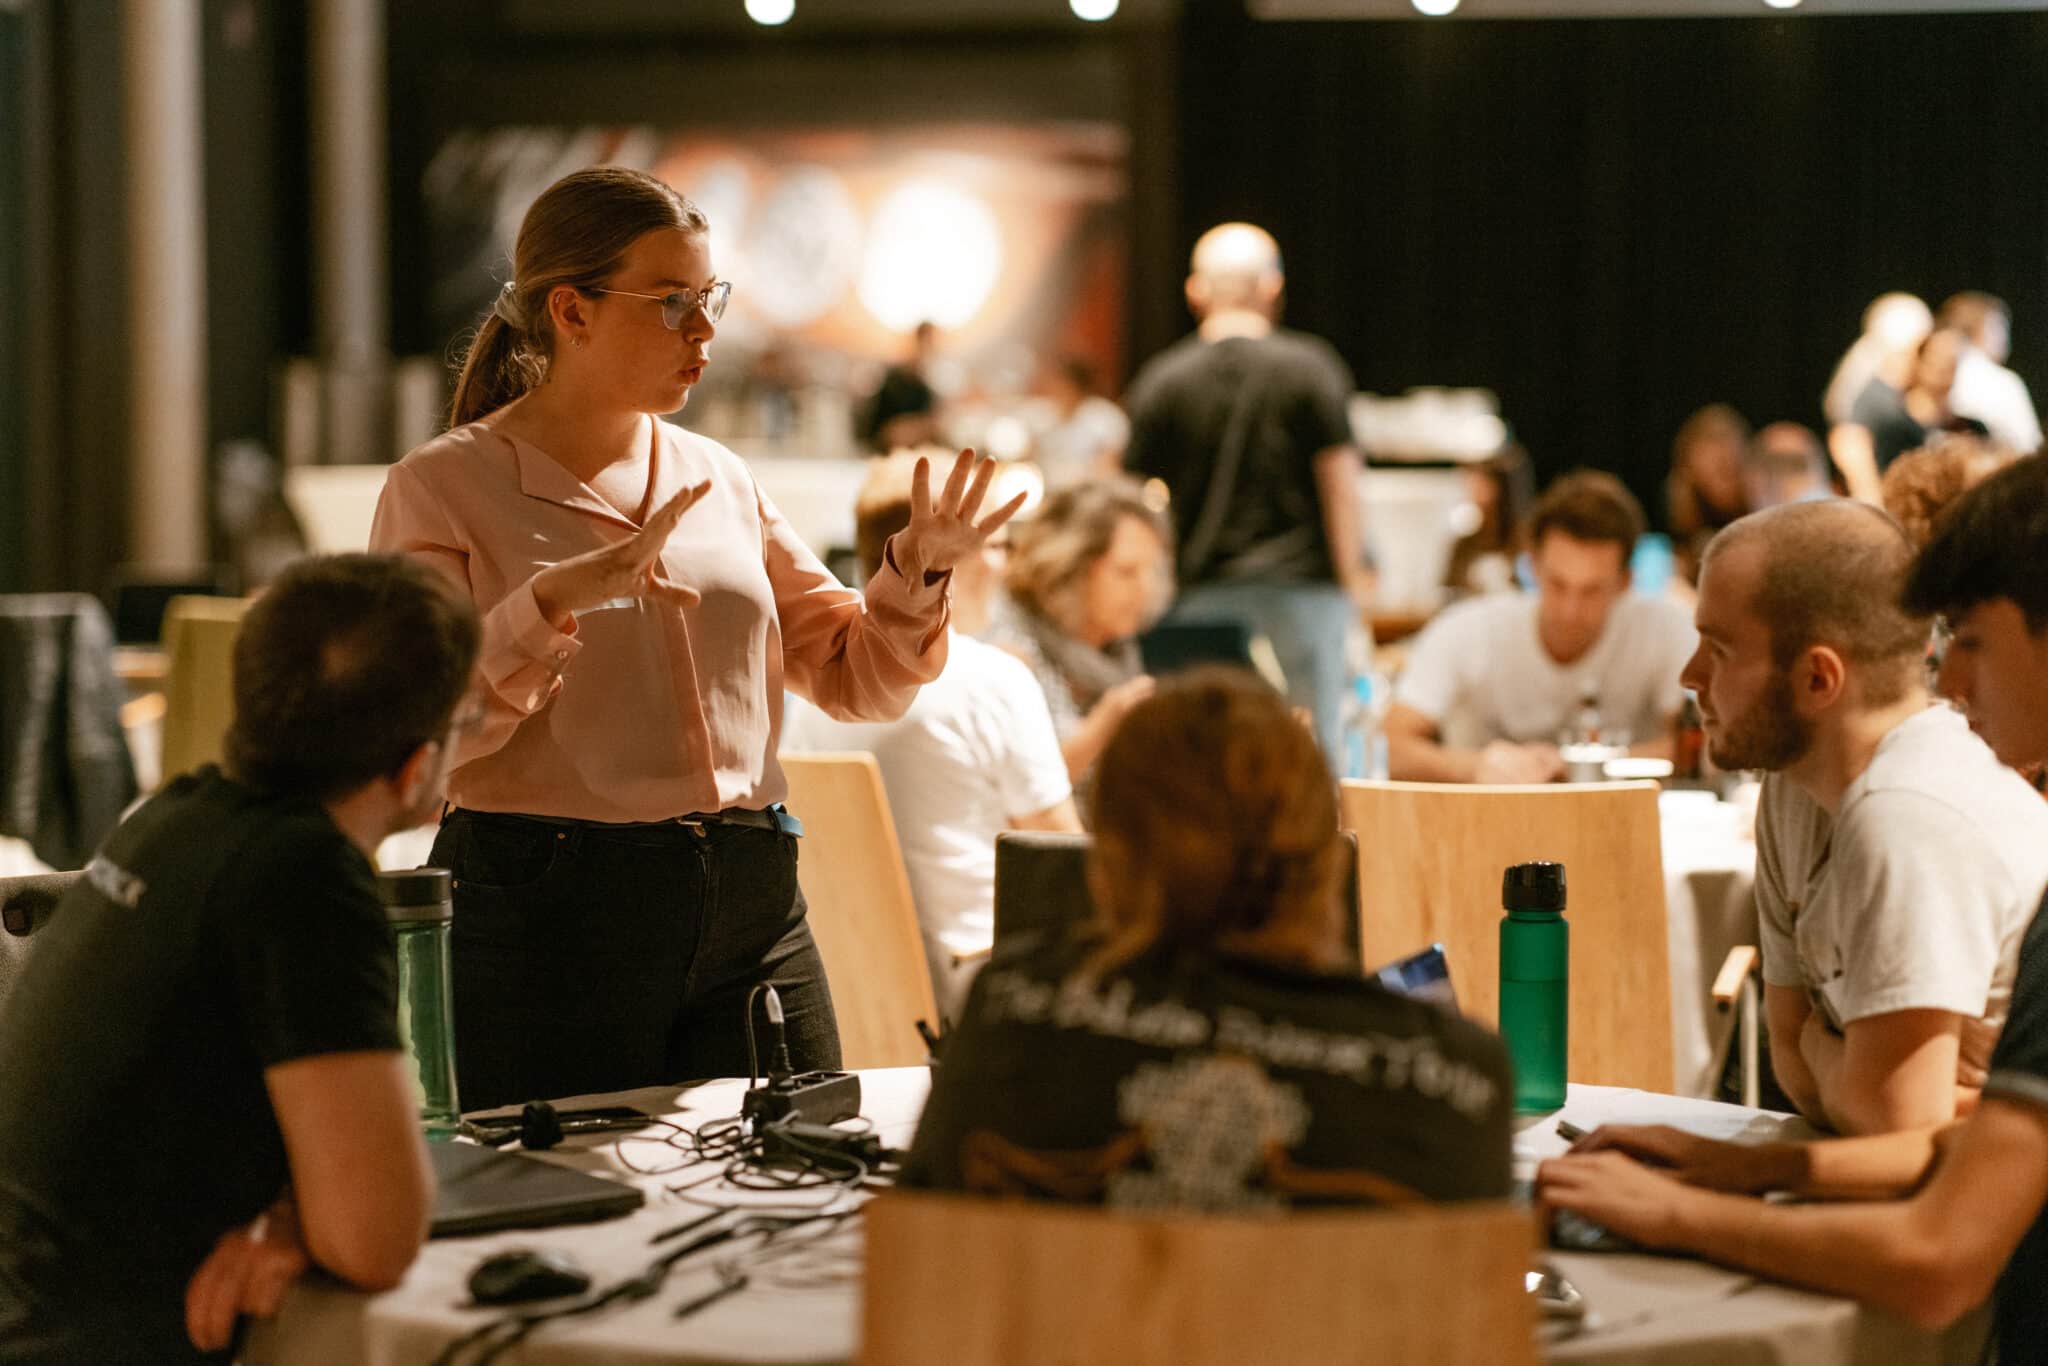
[424,123,1129,459]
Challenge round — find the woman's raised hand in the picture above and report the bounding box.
[532,478,712,628]
[892,450,1028,582]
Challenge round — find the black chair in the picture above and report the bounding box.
[992,830,1363,973]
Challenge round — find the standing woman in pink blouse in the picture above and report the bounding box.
[371,166,1018,1109]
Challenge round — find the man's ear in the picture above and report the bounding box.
[1795,644,1848,713]
[1184,275,1206,318]
[391,739,440,809]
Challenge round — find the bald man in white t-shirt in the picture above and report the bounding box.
[1386,470,1696,784]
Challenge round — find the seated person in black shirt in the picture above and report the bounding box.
[1539,455,2048,1357]
[0,553,480,1362]
[901,667,1514,1208]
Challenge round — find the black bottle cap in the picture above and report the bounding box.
[1502,862,1566,911]
[378,867,453,922]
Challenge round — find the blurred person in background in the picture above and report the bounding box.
[1442,445,1535,599]
[1824,292,1934,430]
[1385,471,1695,784]
[984,480,1174,784]
[858,320,944,454]
[1667,404,1754,584]
[902,668,1513,1208]
[1881,435,2013,551]
[1744,422,1835,511]
[784,454,1079,1015]
[1122,222,1372,762]
[1031,355,1130,491]
[1939,291,2040,456]
[1834,327,1987,503]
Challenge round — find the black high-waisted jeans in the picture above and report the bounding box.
[431,809,841,1112]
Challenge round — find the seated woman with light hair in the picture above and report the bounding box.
[982,479,1174,782]
[900,668,1513,1210]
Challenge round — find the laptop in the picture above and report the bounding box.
[1369,942,1459,1014]
[428,1142,644,1238]
[1136,621,1258,675]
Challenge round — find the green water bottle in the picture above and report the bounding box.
[379,868,462,1140]
[1498,861,1568,1113]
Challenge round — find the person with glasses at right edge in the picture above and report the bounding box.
[1539,456,2048,1357]
[370,166,1023,1112]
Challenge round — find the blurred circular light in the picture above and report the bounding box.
[1071,0,1118,18]
[857,181,1003,332]
[745,0,794,25]
[1412,0,1459,13]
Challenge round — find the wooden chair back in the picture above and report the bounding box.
[1340,779,1672,1091]
[861,1191,1538,1366]
[777,752,939,1068]
[159,595,250,785]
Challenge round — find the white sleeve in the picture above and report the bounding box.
[1655,602,1699,719]
[1826,792,2013,1024]
[992,659,1074,819]
[1753,777,1804,989]
[1391,608,1470,723]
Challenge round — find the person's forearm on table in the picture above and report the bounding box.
[1663,1187,1981,1328]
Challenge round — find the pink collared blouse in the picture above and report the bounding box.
[368,419,950,821]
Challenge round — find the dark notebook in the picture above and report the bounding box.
[428,1142,644,1237]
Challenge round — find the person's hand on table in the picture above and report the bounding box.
[1566,1123,1800,1195]
[185,1196,310,1353]
[532,478,713,627]
[890,449,1030,582]
[1536,1150,1710,1252]
[1475,740,1564,785]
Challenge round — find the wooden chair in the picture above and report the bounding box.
[777,752,939,1069]
[861,1191,1538,1366]
[1339,779,1673,1092]
[159,595,250,785]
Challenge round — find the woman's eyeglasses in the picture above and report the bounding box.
[586,281,732,329]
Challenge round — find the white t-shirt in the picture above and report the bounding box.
[1950,348,2043,456]
[781,633,1072,966]
[1756,705,2048,1069]
[1392,591,1696,750]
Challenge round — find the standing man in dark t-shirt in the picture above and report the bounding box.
[1122,223,1371,762]
[1539,455,2048,1356]
[0,554,479,1363]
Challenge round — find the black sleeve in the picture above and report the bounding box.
[222,820,401,1068]
[897,973,1004,1190]
[1120,367,1166,480]
[1986,894,2048,1115]
[1289,342,1356,465]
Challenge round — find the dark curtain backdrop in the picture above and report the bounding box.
[1165,5,2048,526]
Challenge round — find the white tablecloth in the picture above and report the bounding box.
[1659,791,1759,1098]
[251,1070,1984,1366]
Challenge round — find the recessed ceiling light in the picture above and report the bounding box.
[1763,0,1802,8]
[1413,0,1460,14]
[1072,0,1119,18]
[745,0,794,25]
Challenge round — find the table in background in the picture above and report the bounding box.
[253,1069,1983,1366]
[1658,789,1759,1098]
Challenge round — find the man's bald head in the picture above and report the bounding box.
[1702,500,1931,706]
[1187,222,1283,320]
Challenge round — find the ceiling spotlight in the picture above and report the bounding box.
[1071,0,1118,18]
[745,0,794,25]
[1412,0,1460,14]
[1763,0,1802,7]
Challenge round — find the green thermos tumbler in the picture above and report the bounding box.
[1498,861,1568,1113]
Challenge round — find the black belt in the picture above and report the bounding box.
[461,806,803,837]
